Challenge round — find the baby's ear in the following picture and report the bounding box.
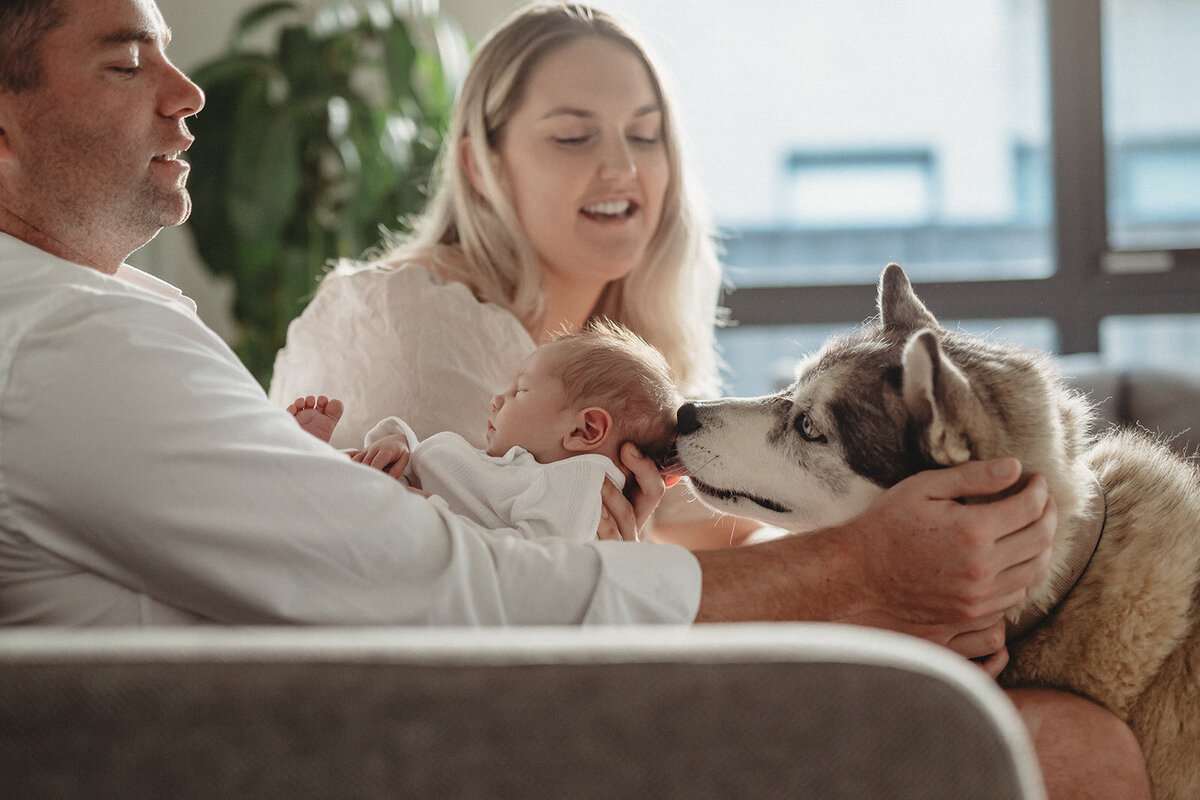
[563,407,612,452]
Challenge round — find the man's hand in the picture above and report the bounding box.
[848,459,1055,626]
[692,457,1055,663]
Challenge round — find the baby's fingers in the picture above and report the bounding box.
[385,451,411,479]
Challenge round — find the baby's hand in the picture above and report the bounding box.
[349,433,411,479]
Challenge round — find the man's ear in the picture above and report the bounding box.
[563,407,613,453]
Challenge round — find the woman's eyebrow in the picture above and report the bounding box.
[539,103,662,121]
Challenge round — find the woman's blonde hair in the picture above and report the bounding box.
[351,2,725,397]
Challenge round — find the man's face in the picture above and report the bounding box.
[0,0,204,271]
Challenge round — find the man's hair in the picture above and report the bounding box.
[0,0,67,93]
[544,319,680,464]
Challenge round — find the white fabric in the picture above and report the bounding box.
[0,233,701,626]
[269,263,536,450]
[366,416,625,544]
[270,261,719,532]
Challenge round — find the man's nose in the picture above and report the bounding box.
[162,62,205,120]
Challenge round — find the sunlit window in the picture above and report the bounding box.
[592,0,1200,396]
[597,0,1053,286]
[1104,0,1200,250]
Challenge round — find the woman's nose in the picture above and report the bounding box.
[598,136,637,180]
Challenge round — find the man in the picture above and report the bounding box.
[0,1,1150,796]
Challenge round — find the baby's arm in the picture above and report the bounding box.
[349,432,413,481]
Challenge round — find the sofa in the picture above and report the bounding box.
[0,624,1046,799]
[1060,360,1200,456]
[4,366,1194,800]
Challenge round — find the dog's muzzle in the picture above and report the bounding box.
[675,401,702,435]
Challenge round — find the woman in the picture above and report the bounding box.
[268,4,1152,795]
[269,2,748,546]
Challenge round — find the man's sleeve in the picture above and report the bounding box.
[2,290,701,625]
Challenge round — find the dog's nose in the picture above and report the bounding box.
[676,402,701,435]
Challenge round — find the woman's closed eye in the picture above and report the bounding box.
[626,125,661,146]
[553,135,591,148]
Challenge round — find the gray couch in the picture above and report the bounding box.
[1060,361,1200,456]
[4,366,1194,800]
[0,625,1045,800]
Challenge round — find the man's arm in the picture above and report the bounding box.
[2,284,698,626]
[691,459,1054,646]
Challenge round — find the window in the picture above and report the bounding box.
[595,0,1200,396]
[1104,0,1200,250]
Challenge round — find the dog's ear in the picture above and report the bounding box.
[901,329,974,465]
[878,263,940,331]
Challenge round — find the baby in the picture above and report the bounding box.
[288,321,680,543]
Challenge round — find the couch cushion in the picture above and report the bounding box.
[0,625,1044,799]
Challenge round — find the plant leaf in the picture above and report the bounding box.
[229,0,302,51]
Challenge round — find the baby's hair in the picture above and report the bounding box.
[543,320,680,464]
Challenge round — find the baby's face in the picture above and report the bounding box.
[486,347,575,461]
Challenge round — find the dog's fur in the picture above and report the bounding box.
[676,264,1200,798]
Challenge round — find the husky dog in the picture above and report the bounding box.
[676,264,1200,799]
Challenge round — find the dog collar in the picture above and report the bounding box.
[1006,474,1107,642]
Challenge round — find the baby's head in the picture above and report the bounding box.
[485,320,679,469]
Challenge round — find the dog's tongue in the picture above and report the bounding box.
[658,460,691,479]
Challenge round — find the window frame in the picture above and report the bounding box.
[720,0,1200,356]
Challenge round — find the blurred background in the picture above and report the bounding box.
[150,0,1200,395]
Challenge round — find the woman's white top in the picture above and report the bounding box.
[270,261,721,533]
[269,264,536,450]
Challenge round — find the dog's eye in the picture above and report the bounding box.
[794,413,825,442]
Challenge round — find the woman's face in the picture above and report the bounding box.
[492,36,670,296]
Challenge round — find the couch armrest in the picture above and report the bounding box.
[0,624,1044,799]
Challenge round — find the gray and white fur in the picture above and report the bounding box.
[675,264,1200,799]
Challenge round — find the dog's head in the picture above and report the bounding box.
[675,263,1074,532]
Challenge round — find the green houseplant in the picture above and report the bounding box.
[185,0,469,384]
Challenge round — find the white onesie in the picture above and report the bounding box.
[366,417,625,543]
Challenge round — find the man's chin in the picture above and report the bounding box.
[164,191,192,227]
[142,195,192,238]
[125,198,190,256]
